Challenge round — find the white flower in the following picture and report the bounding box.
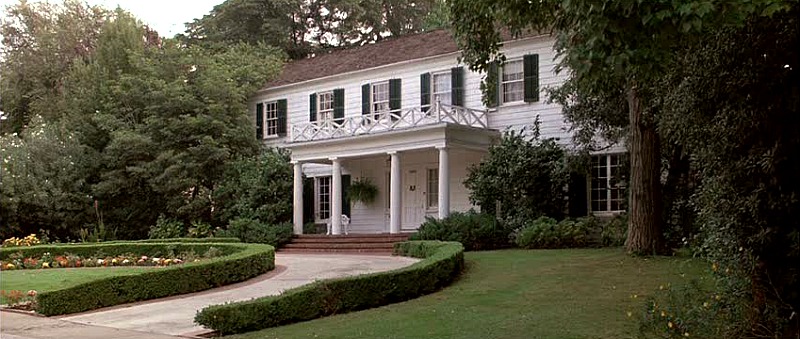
[97,259,104,264]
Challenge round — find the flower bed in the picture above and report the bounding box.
[0,242,275,316]
[0,247,224,270]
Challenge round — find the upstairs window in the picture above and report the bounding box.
[501,60,524,103]
[264,101,279,137]
[371,81,390,120]
[317,91,334,123]
[432,72,451,106]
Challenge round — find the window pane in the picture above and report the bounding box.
[502,61,523,81]
[318,176,331,220]
[265,101,279,136]
[427,168,438,208]
[502,81,524,102]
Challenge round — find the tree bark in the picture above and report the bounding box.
[625,82,665,255]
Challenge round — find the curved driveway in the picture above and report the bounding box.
[52,253,419,337]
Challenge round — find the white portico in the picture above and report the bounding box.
[290,103,499,234]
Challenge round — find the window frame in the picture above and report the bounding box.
[262,100,280,138]
[500,59,525,104]
[316,176,332,222]
[426,168,439,210]
[317,91,334,124]
[431,71,452,106]
[590,154,625,214]
[371,81,390,120]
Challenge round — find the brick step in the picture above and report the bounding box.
[291,237,407,244]
[284,242,395,250]
[278,248,393,254]
[294,233,412,239]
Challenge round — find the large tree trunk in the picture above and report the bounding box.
[625,83,665,255]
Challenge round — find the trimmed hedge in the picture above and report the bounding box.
[6,242,275,316]
[195,241,464,335]
[131,237,242,243]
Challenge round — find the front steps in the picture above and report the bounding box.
[279,233,412,254]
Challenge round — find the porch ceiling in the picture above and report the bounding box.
[289,123,500,163]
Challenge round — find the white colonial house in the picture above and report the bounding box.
[251,30,624,235]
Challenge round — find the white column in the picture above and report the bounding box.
[389,151,402,234]
[331,157,343,235]
[292,161,304,235]
[437,146,450,219]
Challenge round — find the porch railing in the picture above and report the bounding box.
[290,102,489,143]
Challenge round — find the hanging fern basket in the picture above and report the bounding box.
[347,177,379,205]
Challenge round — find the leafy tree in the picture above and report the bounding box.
[213,149,293,226]
[181,0,440,59]
[0,0,111,134]
[464,125,568,224]
[448,0,789,254]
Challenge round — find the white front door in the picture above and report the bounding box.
[403,167,425,230]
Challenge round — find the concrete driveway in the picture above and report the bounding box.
[1,253,419,338]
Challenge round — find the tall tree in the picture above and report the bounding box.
[448,0,786,254]
[181,0,439,60]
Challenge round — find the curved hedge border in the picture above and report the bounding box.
[0,242,274,316]
[195,240,464,335]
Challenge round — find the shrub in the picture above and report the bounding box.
[513,216,591,249]
[148,215,185,239]
[23,242,275,316]
[410,210,511,251]
[600,213,627,247]
[220,218,293,247]
[187,220,213,238]
[195,241,463,335]
[464,125,569,221]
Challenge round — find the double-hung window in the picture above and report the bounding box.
[263,101,279,137]
[317,176,331,220]
[427,168,439,209]
[317,91,334,123]
[501,60,524,103]
[591,154,625,213]
[371,81,390,120]
[432,72,451,106]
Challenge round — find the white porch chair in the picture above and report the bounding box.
[326,214,350,235]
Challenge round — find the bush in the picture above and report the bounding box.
[17,242,275,316]
[464,126,569,221]
[410,211,511,251]
[195,241,463,335]
[513,216,591,249]
[600,213,627,247]
[219,218,293,247]
[148,215,185,239]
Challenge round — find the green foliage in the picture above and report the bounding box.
[464,125,568,221]
[219,218,293,248]
[347,177,379,205]
[187,221,214,238]
[513,217,590,249]
[600,214,628,247]
[411,211,511,251]
[194,241,463,334]
[639,280,748,339]
[26,242,274,316]
[303,222,324,235]
[148,215,186,239]
[213,149,293,226]
[182,0,441,59]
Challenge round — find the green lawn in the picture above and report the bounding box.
[0,267,157,304]
[229,248,708,339]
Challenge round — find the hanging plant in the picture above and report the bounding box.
[347,177,379,205]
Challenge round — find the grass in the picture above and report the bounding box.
[0,267,156,304]
[228,248,709,339]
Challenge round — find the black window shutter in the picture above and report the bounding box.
[255,103,264,139]
[484,62,499,108]
[277,99,287,136]
[342,174,351,217]
[361,84,371,116]
[309,93,317,122]
[523,54,540,102]
[333,88,345,123]
[568,172,588,217]
[451,66,465,106]
[420,73,431,111]
[389,78,401,120]
[303,177,314,225]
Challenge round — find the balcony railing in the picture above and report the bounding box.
[290,102,489,143]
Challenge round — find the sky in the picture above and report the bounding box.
[0,0,225,37]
